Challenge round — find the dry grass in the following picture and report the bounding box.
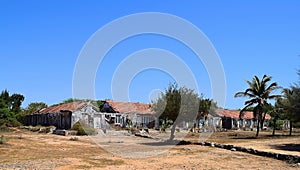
[0,128,299,169]
[206,130,300,156]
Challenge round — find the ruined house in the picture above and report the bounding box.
[215,109,271,129]
[103,100,157,128]
[24,102,98,129]
[25,100,157,130]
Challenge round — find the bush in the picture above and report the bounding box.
[0,118,21,127]
[0,135,8,144]
[69,137,79,141]
[71,121,96,136]
[269,119,285,130]
[0,124,12,132]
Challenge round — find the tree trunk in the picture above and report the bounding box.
[169,123,177,141]
[196,117,200,129]
[272,118,276,136]
[289,121,292,136]
[261,112,266,130]
[256,120,260,137]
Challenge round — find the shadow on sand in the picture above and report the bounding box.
[140,140,192,146]
[270,144,300,152]
[229,134,296,140]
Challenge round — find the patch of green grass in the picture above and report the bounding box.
[0,135,8,144]
[71,121,96,136]
[0,125,13,132]
[69,137,79,141]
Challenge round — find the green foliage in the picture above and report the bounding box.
[159,119,173,132]
[196,97,218,128]
[71,121,96,136]
[151,83,199,123]
[62,98,84,104]
[0,135,8,144]
[275,70,300,133]
[0,124,12,132]
[24,102,48,114]
[268,118,285,130]
[151,83,211,140]
[52,98,92,106]
[279,71,300,121]
[278,88,300,122]
[17,102,48,124]
[235,75,280,137]
[69,136,79,141]
[10,94,24,113]
[0,90,25,126]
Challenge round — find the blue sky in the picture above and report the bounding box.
[0,1,299,109]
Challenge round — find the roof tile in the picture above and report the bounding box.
[37,102,86,114]
[215,109,271,119]
[106,100,154,115]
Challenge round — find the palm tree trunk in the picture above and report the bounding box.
[256,120,260,137]
[272,118,276,136]
[261,112,267,130]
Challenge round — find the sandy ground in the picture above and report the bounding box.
[0,129,300,169]
[207,130,300,157]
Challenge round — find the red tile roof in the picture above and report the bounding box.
[38,102,87,114]
[215,109,271,119]
[106,100,154,115]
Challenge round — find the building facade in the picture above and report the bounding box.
[25,101,157,130]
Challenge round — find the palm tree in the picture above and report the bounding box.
[235,75,280,137]
[196,98,217,129]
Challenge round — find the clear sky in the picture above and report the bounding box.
[1,1,299,109]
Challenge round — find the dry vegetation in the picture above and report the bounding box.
[0,129,299,169]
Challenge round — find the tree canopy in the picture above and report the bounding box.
[276,70,300,134]
[235,75,280,137]
[151,83,217,140]
[0,90,25,126]
[25,102,48,114]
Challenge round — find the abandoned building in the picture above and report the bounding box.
[104,100,157,128]
[184,109,275,131]
[24,100,157,130]
[215,109,272,130]
[25,100,288,131]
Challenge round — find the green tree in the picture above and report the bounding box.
[23,102,48,114]
[235,75,280,137]
[0,90,25,126]
[196,97,217,128]
[266,104,284,136]
[10,94,24,113]
[151,83,199,141]
[17,102,48,124]
[276,71,300,135]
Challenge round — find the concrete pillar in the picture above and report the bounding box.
[243,119,246,128]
